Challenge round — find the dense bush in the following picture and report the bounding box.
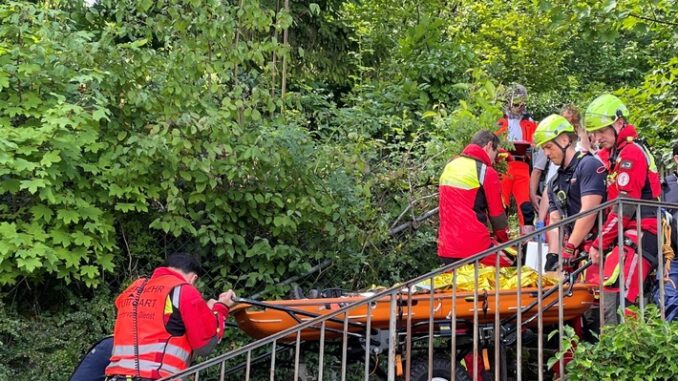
[0,292,115,380]
[0,0,676,378]
[552,306,678,380]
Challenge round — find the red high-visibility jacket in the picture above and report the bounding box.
[106,268,228,379]
[438,144,510,265]
[595,125,662,264]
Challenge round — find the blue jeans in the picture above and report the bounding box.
[69,336,113,381]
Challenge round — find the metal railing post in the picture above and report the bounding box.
[388,293,397,381]
[450,269,457,381]
[618,200,626,323]
[637,204,645,317]
[428,277,435,381]
[341,312,348,381]
[594,210,607,326]
[363,299,372,381]
[294,331,302,381]
[269,340,276,381]
[516,242,523,381]
[557,224,564,380]
[494,253,501,381]
[657,207,666,320]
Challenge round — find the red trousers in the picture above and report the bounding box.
[501,161,534,228]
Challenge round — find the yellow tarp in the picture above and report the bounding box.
[416,264,560,292]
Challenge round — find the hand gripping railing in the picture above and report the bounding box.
[159,197,678,381]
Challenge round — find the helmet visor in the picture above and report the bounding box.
[584,113,616,131]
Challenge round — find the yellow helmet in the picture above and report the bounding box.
[533,114,575,148]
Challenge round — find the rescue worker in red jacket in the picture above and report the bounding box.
[438,130,511,266]
[105,253,236,380]
[583,94,662,325]
[496,84,538,235]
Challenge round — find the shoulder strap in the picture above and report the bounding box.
[631,140,658,172]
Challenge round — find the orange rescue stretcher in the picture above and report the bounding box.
[230,261,596,381]
[232,282,596,342]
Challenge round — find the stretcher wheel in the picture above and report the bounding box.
[408,354,470,381]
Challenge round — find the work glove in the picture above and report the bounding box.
[563,242,576,260]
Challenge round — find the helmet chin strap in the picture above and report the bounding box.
[607,120,627,164]
[611,124,619,144]
[553,139,571,166]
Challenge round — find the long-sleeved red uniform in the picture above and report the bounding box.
[106,267,229,379]
[438,144,510,265]
[594,125,661,256]
[496,114,537,228]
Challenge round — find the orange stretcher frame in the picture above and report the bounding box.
[232,284,596,341]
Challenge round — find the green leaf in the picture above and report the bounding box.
[17,63,40,76]
[17,256,42,273]
[98,253,115,272]
[72,231,93,247]
[51,229,72,247]
[0,223,18,239]
[129,38,149,49]
[422,110,438,119]
[56,209,80,224]
[0,240,14,256]
[137,0,153,13]
[58,247,82,268]
[0,70,9,90]
[13,158,39,172]
[309,3,320,16]
[81,265,99,279]
[78,205,102,221]
[92,107,110,122]
[19,179,47,194]
[115,203,137,212]
[40,150,62,166]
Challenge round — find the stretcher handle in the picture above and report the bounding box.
[232,296,252,305]
[566,252,590,267]
[232,296,367,329]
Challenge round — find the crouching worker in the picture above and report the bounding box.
[105,253,236,380]
[438,130,512,266]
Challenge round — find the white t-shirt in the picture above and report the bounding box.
[507,117,523,142]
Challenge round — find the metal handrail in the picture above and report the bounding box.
[160,197,677,380]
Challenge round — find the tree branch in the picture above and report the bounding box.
[629,13,678,27]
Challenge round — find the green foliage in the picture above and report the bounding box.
[551,306,678,380]
[0,291,115,381]
[0,1,116,286]
[0,0,677,376]
[619,57,678,169]
[0,0,366,292]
